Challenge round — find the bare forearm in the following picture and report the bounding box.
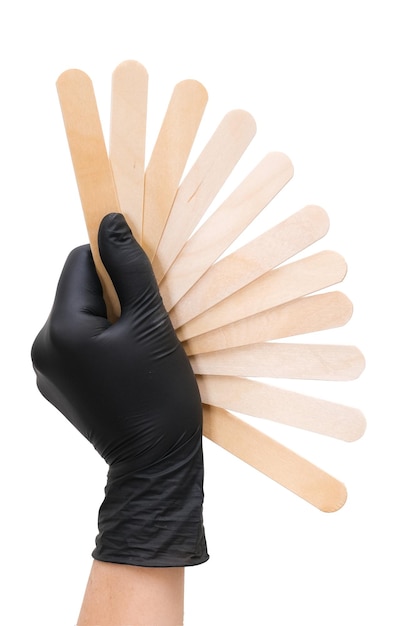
[77,560,185,626]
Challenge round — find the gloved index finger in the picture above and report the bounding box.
[50,244,110,333]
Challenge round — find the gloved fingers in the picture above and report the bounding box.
[98,213,161,315]
[51,244,109,325]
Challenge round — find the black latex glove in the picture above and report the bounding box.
[31,213,208,567]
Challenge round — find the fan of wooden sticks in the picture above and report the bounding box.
[56,60,366,514]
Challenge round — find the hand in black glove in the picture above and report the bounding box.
[31,213,208,567]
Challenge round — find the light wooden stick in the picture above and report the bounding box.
[176,250,347,341]
[159,151,294,310]
[142,80,208,258]
[56,69,121,321]
[190,343,365,380]
[170,205,329,329]
[203,404,348,512]
[183,291,353,355]
[109,60,148,244]
[153,110,257,282]
[198,376,366,441]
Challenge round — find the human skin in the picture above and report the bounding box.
[77,560,185,625]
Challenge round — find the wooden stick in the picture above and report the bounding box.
[203,404,348,512]
[109,60,148,244]
[170,205,330,329]
[159,151,294,310]
[176,250,347,341]
[152,110,257,282]
[142,79,208,258]
[56,69,120,321]
[198,376,366,441]
[190,343,365,380]
[183,291,352,355]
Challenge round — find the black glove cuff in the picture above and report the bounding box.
[92,428,209,567]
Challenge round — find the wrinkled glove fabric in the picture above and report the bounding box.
[31,213,208,567]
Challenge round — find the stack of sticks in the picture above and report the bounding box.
[56,60,366,513]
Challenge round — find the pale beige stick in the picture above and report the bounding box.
[184,291,352,355]
[176,250,346,341]
[203,404,347,512]
[153,110,257,282]
[109,60,148,244]
[198,375,366,442]
[159,152,294,310]
[190,343,365,380]
[142,80,208,258]
[56,69,120,321]
[169,205,329,329]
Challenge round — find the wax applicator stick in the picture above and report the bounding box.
[153,110,257,282]
[56,69,121,321]
[109,60,148,244]
[203,404,348,512]
[198,375,366,441]
[189,343,365,381]
[159,151,294,310]
[183,291,353,355]
[169,205,330,329]
[176,250,347,341]
[142,79,208,258]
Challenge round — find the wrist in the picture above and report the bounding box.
[92,427,209,567]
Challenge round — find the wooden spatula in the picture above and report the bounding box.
[175,249,347,340]
[203,405,348,513]
[142,78,208,258]
[109,60,148,245]
[159,151,294,310]
[183,291,353,355]
[152,109,257,282]
[198,376,366,442]
[56,69,121,322]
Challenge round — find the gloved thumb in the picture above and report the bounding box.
[98,212,163,317]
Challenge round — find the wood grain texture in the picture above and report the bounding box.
[153,110,257,281]
[110,60,148,244]
[203,404,348,512]
[159,151,294,310]
[142,80,208,258]
[56,69,120,321]
[190,342,365,380]
[175,250,347,341]
[183,291,353,355]
[198,375,366,441]
[170,205,330,329]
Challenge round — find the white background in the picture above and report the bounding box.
[1,1,416,624]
